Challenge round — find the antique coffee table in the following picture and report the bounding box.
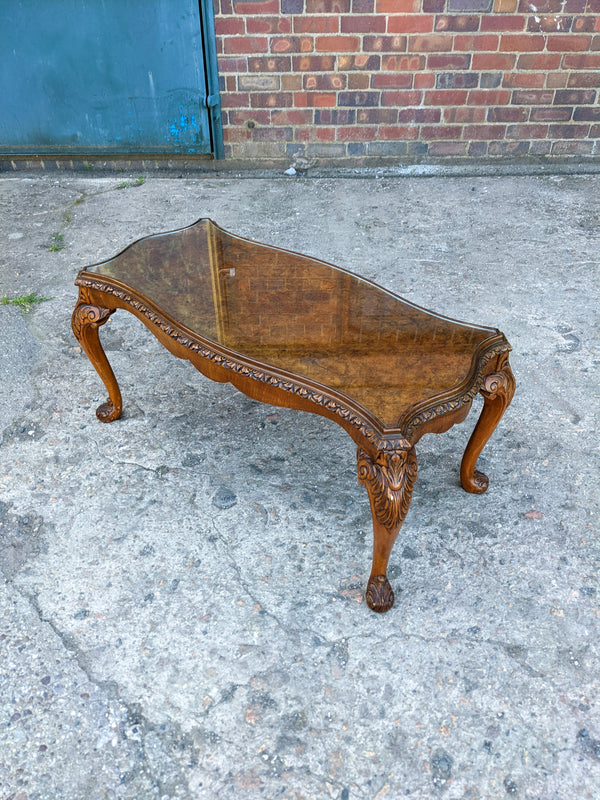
[72,218,515,613]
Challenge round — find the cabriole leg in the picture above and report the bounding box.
[72,296,122,423]
[357,446,418,613]
[460,352,516,494]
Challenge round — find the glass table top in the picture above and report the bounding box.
[85,219,498,428]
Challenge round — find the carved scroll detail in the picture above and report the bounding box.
[72,297,122,423]
[71,302,113,339]
[357,447,417,532]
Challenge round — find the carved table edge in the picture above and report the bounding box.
[399,337,512,440]
[75,275,511,456]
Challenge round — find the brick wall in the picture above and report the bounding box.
[213,0,600,163]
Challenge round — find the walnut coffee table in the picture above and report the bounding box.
[72,218,515,613]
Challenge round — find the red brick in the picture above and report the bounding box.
[511,89,555,103]
[428,141,469,155]
[341,15,387,33]
[399,107,442,122]
[488,140,531,155]
[338,90,381,105]
[567,72,600,86]
[294,17,339,33]
[378,125,420,139]
[382,54,426,70]
[381,90,423,105]
[270,36,313,54]
[223,127,251,142]
[480,15,525,31]
[353,0,374,8]
[233,0,279,11]
[463,124,507,138]
[218,56,249,73]
[428,53,472,68]
[517,0,561,10]
[444,106,486,122]
[472,52,516,68]
[487,106,528,121]
[546,34,592,49]
[506,123,549,137]
[303,73,348,90]
[424,0,445,9]
[306,0,350,9]
[336,125,378,140]
[364,35,408,51]
[573,105,600,120]
[338,54,382,69]
[250,92,293,107]
[554,88,596,102]
[371,73,414,88]
[562,53,600,67]
[376,0,420,10]
[248,56,292,72]
[220,92,250,108]
[421,124,463,139]
[435,15,480,32]
[546,73,568,88]
[527,15,572,32]
[591,124,600,136]
[468,89,511,103]
[530,106,574,120]
[296,129,330,145]
[415,72,436,87]
[229,109,271,125]
[316,35,361,51]
[549,123,590,136]
[293,92,338,107]
[424,89,469,104]
[356,108,398,125]
[356,108,399,122]
[247,17,292,34]
[551,140,594,154]
[252,126,294,141]
[500,34,546,50]
[436,71,479,88]
[215,17,245,36]
[408,34,453,51]
[503,72,546,87]
[270,109,314,125]
[387,15,435,33]
[572,16,597,32]
[453,34,500,50]
[350,74,371,90]
[292,56,336,71]
[223,36,269,54]
[516,53,562,69]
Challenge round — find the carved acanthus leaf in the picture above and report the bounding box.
[357,446,417,532]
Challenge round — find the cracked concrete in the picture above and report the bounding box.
[0,172,599,799]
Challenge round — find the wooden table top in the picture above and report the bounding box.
[79,218,509,440]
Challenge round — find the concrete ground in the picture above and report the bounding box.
[0,171,598,800]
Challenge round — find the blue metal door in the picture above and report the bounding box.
[0,0,222,156]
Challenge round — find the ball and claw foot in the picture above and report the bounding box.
[96,400,121,423]
[465,469,489,494]
[366,574,395,613]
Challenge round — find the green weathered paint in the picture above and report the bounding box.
[0,0,222,156]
